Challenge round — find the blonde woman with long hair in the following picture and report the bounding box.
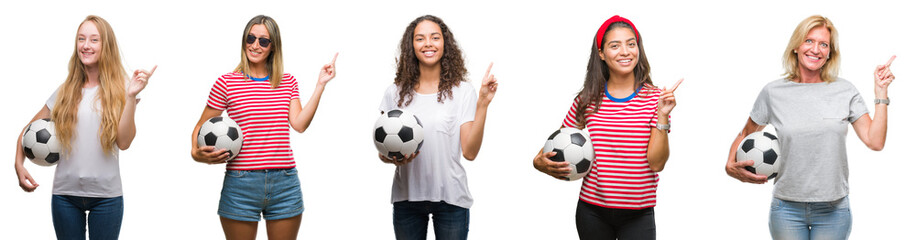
[189,15,338,239]
[13,15,155,239]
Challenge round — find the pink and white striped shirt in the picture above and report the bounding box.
[206,72,300,170]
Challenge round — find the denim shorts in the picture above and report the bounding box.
[218,167,304,221]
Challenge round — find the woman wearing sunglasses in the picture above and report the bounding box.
[190,15,338,239]
[13,15,155,239]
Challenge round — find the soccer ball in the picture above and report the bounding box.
[21,118,61,166]
[735,131,781,179]
[542,127,595,181]
[197,116,243,161]
[373,109,424,161]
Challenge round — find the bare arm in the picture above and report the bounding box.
[725,117,768,184]
[289,53,337,133]
[459,63,497,160]
[851,55,895,151]
[116,65,157,150]
[14,106,51,192]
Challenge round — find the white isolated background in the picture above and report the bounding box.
[1,0,912,239]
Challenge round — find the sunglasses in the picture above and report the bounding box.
[246,35,271,47]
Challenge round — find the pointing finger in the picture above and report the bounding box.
[330,52,339,65]
[149,65,158,76]
[669,78,684,92]
[484,62,493,79]
[885,55,896,67]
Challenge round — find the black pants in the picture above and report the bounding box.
[576,199,656,240]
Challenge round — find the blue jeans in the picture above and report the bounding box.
[393,201,469,240]
[51,195,124,240]
[575,199,656,240]
[769,196,852,240]
[218,168,304,221]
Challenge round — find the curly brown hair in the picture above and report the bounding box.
[575,21,654,126]
[394,15,467,107]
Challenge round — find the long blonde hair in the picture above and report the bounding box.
[783,15,841,83]
[52,15,127,154]
[235,15,284,88]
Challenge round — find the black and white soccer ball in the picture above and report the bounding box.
[21,118,61,166]
[373,109,424,161]
[736,131,781,179]
[197,116,243,161]
[543,127,595,181]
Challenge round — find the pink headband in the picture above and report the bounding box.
[596,15,639,50]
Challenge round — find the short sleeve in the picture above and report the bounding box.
[288,74,300,100]
[562,97,580,128]
[458,82,477,125]
[749,86,770,125]
[45,88,59,111]
[847,87,869,123]
[206,77,228,111]
[378,84,398,113]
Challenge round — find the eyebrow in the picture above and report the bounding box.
[606,37,636,44]
[414,32,442,37]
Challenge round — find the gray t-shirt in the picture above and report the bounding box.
[46,86,123,198]
[750,78,868,202]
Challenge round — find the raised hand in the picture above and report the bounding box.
[478,62,498,105]
[128,65,157,98]
[657,78,683,116]
[317,53,338,86]
[874,55,895,98]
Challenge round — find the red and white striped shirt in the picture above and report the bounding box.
[562,86,663,209]
[206,72,300,170]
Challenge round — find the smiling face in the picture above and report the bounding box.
[412,20,444,67]
[598,27,639,75]
[246,24,272,65]
[796,26,831,72]
[77,21,101,67]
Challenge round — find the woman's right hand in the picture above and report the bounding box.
[725,159,767,184]
[379,152,418,166]
[191,146,229,164]
[15,164,38,192]
[533,149,571,180]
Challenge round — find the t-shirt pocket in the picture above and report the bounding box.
[435,110,458,136]
[819,99,849,123]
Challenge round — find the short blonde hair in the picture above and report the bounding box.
[783,15,840,83]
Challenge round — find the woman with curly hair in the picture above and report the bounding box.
[13,15,155,239]
[377,15,498,240]
[532,15,680,239]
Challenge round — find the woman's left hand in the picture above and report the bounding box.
[478,62,498,106]
[874,55,895,98]
[657,78,682,117]
[317,53,338,86]
[128,65,157,98]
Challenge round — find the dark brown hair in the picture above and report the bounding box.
[394,15,467,107]
[574,22,654,126]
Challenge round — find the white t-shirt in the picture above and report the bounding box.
[46,86,122,198]
[378,81,477,209]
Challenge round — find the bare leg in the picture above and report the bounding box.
[266,214,302,240]
[221,217,258,240]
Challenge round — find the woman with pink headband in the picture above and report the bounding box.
[533,15,680,239]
